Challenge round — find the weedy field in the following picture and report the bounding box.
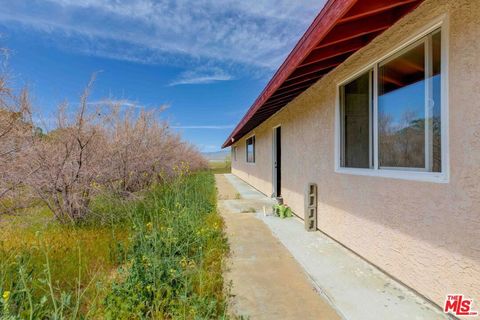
[208,160,231,175]
[0,172,230,319]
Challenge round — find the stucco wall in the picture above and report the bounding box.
[230,0,480,308]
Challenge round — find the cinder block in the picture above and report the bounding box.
[305,183,317,232]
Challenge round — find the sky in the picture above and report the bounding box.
[0,0,326,152]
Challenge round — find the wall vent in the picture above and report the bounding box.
[305,183,317,232]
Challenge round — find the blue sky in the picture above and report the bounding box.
[0,0,325,152]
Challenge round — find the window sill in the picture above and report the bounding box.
[335,167,449,183]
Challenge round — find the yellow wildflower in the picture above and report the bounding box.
[146,222,153,232]
[180,257,188,268]
[3,291,10,301]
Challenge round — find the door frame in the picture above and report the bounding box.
[272,125,281,197]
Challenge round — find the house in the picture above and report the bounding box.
[223,0,479,310]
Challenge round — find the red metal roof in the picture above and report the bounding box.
[222,0,424,148]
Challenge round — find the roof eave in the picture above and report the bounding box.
[222,0,357,148]
[223,0,424,148]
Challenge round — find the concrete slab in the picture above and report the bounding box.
[224,174,272,201]
[216,174,340,320]
[220,173,451,320]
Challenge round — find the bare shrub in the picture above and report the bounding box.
[20,78,108,222]
[105,106,169,193]
[1,74,207,222]
[0,75,34,209]
[101,102,207,194]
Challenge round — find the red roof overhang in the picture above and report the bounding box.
[222,0,424,148]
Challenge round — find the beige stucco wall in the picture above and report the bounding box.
[231,0,480,308]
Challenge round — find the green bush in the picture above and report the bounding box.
[273,204,293,219]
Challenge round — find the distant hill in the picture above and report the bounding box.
[202,150,230,161]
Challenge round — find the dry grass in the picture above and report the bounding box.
[209,160,231,174]
[0,206,130,316]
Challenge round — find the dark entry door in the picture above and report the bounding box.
[274,126,281,197]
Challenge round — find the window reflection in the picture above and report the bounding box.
[246,136,255,163]
[341,72,371,168]
[339,29,442,173]
[431,31,442,172]
[378,41,429,169]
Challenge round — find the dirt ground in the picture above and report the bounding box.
[215,174,239,200]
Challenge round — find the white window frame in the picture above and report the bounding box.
[246,134,256,164]
[232,146,237,161]
[334,16,449,183]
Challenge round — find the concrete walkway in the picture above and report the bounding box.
[216,174,340,320]
[216,174,450,320]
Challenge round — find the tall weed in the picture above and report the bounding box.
[104,172,229,319]
[0,172,229,319]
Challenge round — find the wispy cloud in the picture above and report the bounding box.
[171,124,234,130]
[0,0,327,74]
[88,99,139,108]
[87,99,170,111]
[168,67,233,86]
